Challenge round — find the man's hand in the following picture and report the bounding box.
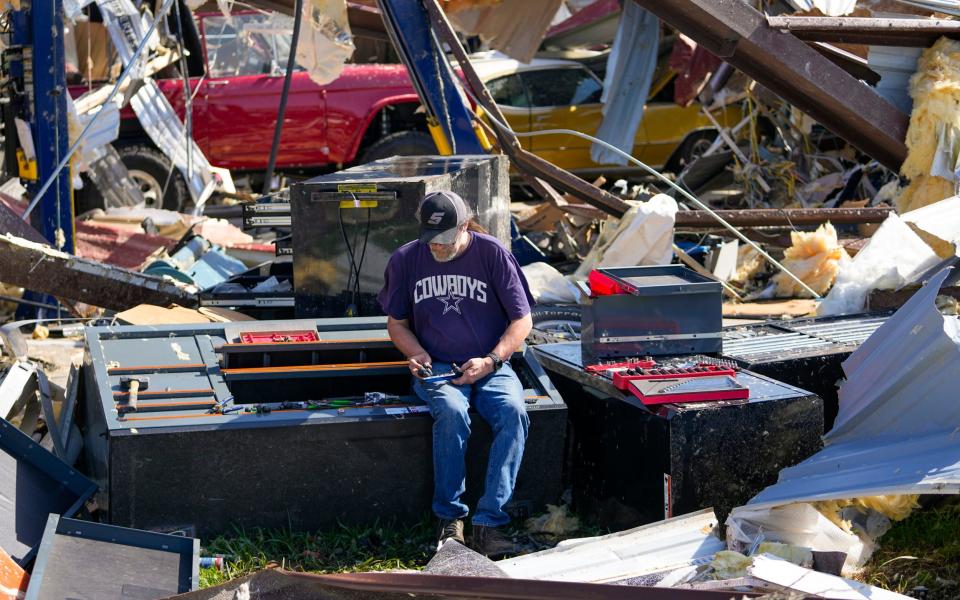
[451,357,494,385]
[408,352,432,377]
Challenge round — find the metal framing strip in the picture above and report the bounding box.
[107,363,207,375]
[597,332,724,344]
[766,15,960,47]
[113,389,215,399]
[221,361,408,375]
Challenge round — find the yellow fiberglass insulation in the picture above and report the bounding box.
[813,495,921,533]
[898,37,960,211]
[773,222,848,298]
[897,174,955,213]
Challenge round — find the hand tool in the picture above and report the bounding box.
[420,363,462,384]
[118,376,149,415]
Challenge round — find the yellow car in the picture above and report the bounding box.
[470,53,743,177]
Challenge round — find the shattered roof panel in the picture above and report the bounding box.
[828,268,960,443]
[734,268,960,510]
[496,509,724,583]
[747,432,960,509]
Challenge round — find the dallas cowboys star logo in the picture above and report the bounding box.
[437,293,464,315]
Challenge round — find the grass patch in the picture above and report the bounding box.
[199,517,437,588]
[860,499,960,600]
[198,510,604,589]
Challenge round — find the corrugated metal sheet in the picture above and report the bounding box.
[729,269,960,561]
[868,46,922,115]
[828,268,960,443]
[784,0,858,16]
[590,2,658,166]
[721,314,887,362]
[789,317,887,345]
[894,0,960,17]
[747,432,960,509]
[497,509,724,583]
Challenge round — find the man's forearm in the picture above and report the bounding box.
[492,314,533,361]
[387,317,428,359]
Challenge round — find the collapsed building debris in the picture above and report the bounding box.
[728,269,960,572]
[632,0,909,171]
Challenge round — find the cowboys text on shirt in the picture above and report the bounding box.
[414,274,488,305]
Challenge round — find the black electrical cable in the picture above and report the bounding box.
[261,0,303,195]
[338,206,361,315]
[354,207,372,306]
[337,204,373,316]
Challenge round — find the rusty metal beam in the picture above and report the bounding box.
[767,15,960,47]
[0,233,198,310]
[674,206,894,228]
[632,0,908,171]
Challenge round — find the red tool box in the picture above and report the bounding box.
[625,375,749,406]
[611,363,737,390]
[584,355,748,406]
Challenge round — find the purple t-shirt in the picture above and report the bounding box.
[378,232,534,363]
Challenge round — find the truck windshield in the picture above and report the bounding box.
[205,13,302,78]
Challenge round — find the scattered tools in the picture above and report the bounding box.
[118,376,149,416]
[241,393,408,415]
[584,357,656,374]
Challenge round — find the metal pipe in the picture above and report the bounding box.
[674,207,894,227]
[261,0,303,195]
[22,0,177,222]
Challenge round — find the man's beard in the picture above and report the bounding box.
[430,246,457,262]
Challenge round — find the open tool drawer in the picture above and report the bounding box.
[80,317,567,536]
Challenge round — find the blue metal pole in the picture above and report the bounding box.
[28,0,74,254]
[377,0,484,155]
[12,0,73,319]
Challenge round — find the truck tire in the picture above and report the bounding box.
[116,144,191,212]
[527,305,582,345]
[359,131,436,163]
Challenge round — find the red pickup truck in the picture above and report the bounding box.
[76,10,433,211]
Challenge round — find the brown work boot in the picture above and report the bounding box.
[436,518,465,550]
[470,525,518,558]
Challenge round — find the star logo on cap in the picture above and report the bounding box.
[437,293,464,315]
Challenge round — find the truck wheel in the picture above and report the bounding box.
[528,305,582,345]
[116,144,191,212]
[359,131,436,163]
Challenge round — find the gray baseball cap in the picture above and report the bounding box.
[417,191,470,244]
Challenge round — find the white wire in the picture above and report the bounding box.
[466,89,821,299]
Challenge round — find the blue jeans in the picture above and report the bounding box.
[413,361,529,527]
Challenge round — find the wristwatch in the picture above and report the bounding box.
[486,351,504,370]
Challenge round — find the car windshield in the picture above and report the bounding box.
[204,13,303,78]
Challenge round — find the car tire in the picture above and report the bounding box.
[116,144,191,212]
[74,144,191,213]
[666,130,719,173]
[359,131,437,163]
[527,305,582,345]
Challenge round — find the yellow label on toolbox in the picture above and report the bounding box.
[338,199,378,209]
[337,183,378,193]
